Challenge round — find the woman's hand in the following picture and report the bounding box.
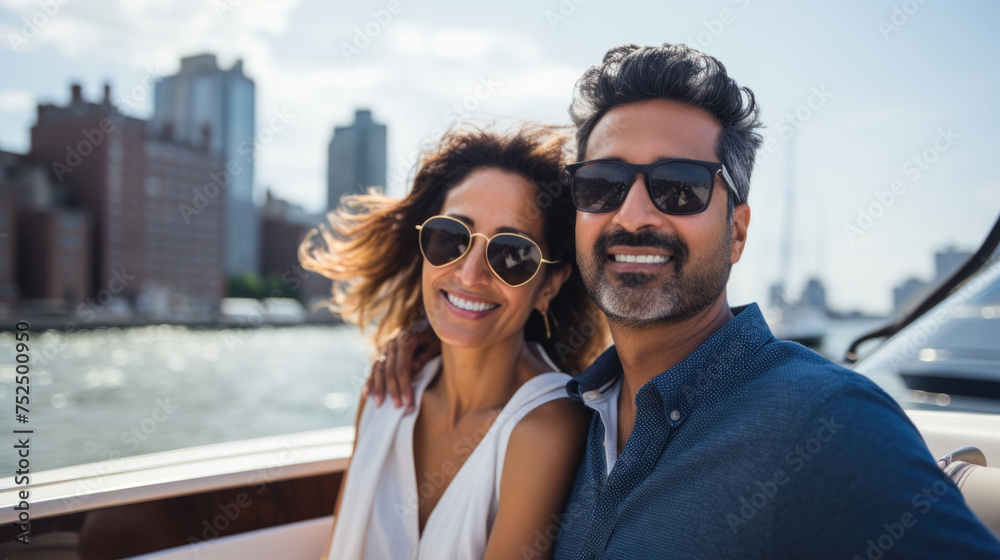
[363,319,441,410]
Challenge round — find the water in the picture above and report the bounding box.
[0,318,882,477]
[0,324,372,476]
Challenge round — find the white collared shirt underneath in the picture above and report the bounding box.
[579,376,623,477]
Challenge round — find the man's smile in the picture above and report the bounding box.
[606,247,675,274]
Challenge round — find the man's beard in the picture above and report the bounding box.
[579,228,733,329]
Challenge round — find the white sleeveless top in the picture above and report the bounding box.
[328,348,571,560]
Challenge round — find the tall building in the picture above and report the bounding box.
[934,247,971,283]
[30,83,226,319]
[327,109,386,211]
[152,54,257,278]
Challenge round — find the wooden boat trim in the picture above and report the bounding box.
[0,426,354,523]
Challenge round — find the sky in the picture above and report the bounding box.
[2,0,999,315]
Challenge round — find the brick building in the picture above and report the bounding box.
[29,84,227,320]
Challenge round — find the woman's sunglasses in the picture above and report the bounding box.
[415,215,560,287]
[564,158,742,215]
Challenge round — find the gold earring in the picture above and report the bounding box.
[540,308,552,339]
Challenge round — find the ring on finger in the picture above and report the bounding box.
[377,354,388,363]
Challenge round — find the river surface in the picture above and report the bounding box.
[0,318,882,477]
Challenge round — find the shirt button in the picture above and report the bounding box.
[670,410,681,421]
[583,390,601,403]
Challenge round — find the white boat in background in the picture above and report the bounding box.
[261,298,308,325]
[765,302,829,348]
[219,297,307,326]
[219,298,266,325]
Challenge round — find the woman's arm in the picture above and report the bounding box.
[484,398,590,560]
[318,393,368,560]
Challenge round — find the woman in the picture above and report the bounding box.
[300,124,609,559]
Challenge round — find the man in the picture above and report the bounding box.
[550,43,1000,559]
[369,43,1000,558]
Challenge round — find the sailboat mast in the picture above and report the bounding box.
[778,137,796,305]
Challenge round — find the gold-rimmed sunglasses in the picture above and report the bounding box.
[415,215,560,287]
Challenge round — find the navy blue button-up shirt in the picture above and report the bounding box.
[552,304,1000,559]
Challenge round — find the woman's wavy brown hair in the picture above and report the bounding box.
[299,123,609,375]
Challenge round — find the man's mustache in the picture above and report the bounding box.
[594,230,688,267]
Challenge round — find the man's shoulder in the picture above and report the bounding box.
[746,337,891,405]
[715,337,909,444]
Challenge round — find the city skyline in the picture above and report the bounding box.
[1,1,998,314]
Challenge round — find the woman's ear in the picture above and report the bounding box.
[536,264,572,310]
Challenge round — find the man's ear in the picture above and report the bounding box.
[730,203,750,264]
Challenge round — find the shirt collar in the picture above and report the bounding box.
[566,303,775,423]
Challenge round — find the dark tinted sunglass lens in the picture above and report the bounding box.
[420,218,470,266]
[487,235,542,286]
[649,162,713,214]
[572,163,631,212]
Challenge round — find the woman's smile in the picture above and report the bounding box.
[440,288,501,316]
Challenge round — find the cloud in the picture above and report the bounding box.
[0,88,33,112]
[1,0,296,67]
[385,22,541,64]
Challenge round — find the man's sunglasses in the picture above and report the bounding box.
[415,215,560,288]
[563,158,742,214]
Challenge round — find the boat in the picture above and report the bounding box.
[0,428,352,559]
[764,301,829,348]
